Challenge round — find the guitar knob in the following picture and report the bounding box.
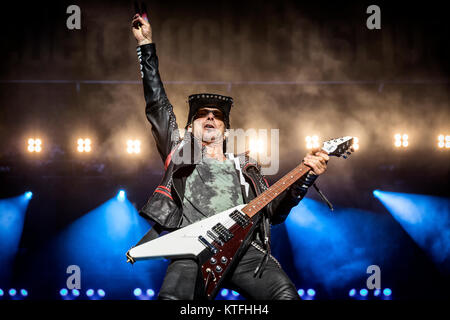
[210,257,217,264]
[215,265,223,273]
[221,256,228,264]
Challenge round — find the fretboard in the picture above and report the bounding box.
[241,163,312,218]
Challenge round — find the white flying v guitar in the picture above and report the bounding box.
[126,136,355,299]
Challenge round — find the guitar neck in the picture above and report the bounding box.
[241,162,312,218]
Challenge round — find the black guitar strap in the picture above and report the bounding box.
[134,223,163,246]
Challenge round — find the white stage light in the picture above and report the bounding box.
[77,138,92,153]
[394,133,408,148]
[27,138,42,153]
[305,135,319,149]
[127,139,141,154]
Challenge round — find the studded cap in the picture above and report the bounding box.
[186,93,233,129]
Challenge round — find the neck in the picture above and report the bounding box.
[203,141,226,161]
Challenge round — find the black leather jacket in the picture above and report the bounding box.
[136,43,315,244]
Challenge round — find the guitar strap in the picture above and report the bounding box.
[134,223,164,246]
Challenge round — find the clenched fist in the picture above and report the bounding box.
[131,14,152,46]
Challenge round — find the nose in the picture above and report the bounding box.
[206,112,215,120]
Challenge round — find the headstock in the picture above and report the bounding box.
[322,136,355,158]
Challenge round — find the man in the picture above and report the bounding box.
[131,12,329,300]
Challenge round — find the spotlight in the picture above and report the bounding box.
[373,189,381,198]
[60,288,69,296]
[437,135,450,149]
[359,289,368,297]
[24,191,33,200]
[133,288,142,297]
[117,190,126,202]
[352,137,359,151]
[349,289,356,297]
[305,135,320,149]
[297,289,305,297]
[97,289,105,297]
[20,289,28,297]
[72,289,80,297]
[9,288,17,296]
[77,138,92,153]
[383,288,392,296]
[374,289,381,297]
[220,289,229,297]
[394,133,408,148]
[231,290,240,297]
[127,139,141,154]
[86,289,94,297]
[307,289,316,297]
[146,289,155,297]
[249,138,264,154]
[27,138,42,153]
[0,289,4,296]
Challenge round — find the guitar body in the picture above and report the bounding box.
[127,204,259,299]
[126,136,355,299]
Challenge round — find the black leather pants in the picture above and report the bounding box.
[158,243,300,300]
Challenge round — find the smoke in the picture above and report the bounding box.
[0,0,448,183]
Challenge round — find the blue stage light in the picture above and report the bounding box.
[133,288,142,296]
[349,289,356,297]
[60,288,68,296]
[117,190,126,202]
[72,289,80,297]
[48,196,163,297]
[20,289,28,297]
[97,289,105,297]
[374,289,381,296]
[297,289,305,297]
[86,289,94,297]
[220,289,229,297]
[24,191,33,200]
[383,288,392,296]
[360,289,368,297]
[373,190,380,198]
[307,289,316,296]
[146,289,155,297]
[374,190,450,273]
[0,289,4,296]
[9,289,17,296]
[231,290,240,297]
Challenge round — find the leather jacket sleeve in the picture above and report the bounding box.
[263,170,318,225]
[137,43,179,163]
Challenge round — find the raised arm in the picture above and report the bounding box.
[132,13,180,163]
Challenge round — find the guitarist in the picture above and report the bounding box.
[131,12,329,300]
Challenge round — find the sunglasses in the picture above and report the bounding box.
[193,108,225,121]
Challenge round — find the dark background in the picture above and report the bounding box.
[0,0,448,300]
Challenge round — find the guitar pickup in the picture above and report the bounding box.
[212,223,233,242]
[230,210,250,228]
[207,230,224,246]
[198,236,218,254]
